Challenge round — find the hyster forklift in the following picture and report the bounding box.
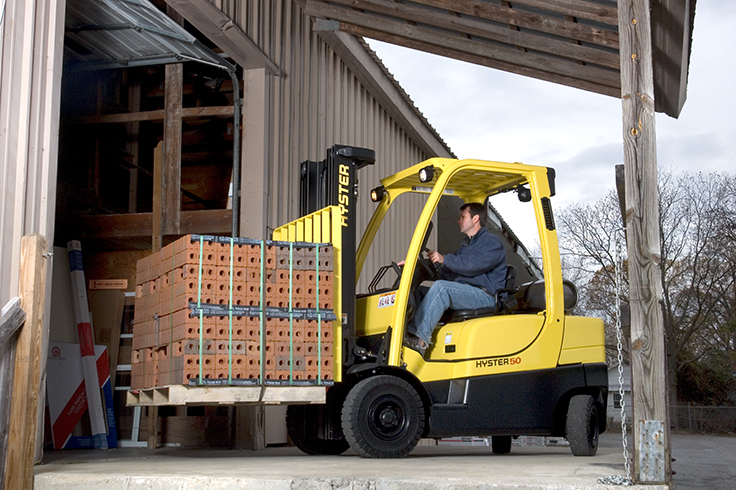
[286,146,607,458]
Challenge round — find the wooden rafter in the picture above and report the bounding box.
[302,0,694,117]
[73,209,233,238]
[322,0,619,67]
[303,0,620,96]
[63,106,235,125]
[411,0,619,47]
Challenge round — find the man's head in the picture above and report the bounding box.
[458,202,486,237]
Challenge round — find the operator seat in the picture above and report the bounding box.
[439,265,516,324]
[440,268,579,324]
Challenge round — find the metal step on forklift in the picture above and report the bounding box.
[286,145,608,458]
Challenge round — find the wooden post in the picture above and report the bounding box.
[149,63,182,440]
[4,234,49,489]
[150,62,182,439]
[147,406,159,450]
[0,297,26,484]
[152,141,164,250]
[617,0,671,483]
[163,63,183,237]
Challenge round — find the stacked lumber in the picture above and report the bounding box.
[132,235,335,389]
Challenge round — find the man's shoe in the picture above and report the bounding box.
[403,335,427,356]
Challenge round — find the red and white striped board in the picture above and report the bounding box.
[67,240,108,449]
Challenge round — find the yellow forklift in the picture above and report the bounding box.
[286,146,607,458]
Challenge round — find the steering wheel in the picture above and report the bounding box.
[389,222,439,290]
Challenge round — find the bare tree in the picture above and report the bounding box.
[557,171,736,405]
[557,191,629,363]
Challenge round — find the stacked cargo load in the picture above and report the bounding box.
[132,235,336,390]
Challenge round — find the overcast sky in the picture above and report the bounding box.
[366,1,735,246]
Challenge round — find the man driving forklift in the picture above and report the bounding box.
[403,202,507,355]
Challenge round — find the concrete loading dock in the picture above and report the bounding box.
[33,432,736,490]
[34,432,659,490]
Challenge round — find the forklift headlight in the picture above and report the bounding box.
[370,186,386,202]
[418,166,435,183]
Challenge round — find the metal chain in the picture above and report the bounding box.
[599,228,633,486]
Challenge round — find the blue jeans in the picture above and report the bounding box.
[407,280,496,345]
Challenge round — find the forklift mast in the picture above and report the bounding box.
[299,145,375,368]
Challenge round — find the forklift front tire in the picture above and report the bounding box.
[566,394,599,456]
[342,375,425,458]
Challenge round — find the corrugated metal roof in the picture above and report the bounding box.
[64,0,234,71]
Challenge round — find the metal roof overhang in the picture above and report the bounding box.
[300,0,696,118]
[64,0,235,72]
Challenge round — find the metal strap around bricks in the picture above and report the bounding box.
[316,245,321,385]
[289,242,294,385]
[197,236,204,384]
[228,237,234,382]
[168,240,176,378]
[259,240,265,383]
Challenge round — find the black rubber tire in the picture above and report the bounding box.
[341,375,425,458]
[287,404,350,455]
[566,394,599,456]
[491,436,512,454]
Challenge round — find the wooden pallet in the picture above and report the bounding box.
[126,384,326,406]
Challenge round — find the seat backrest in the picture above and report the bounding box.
[515,279,578,313]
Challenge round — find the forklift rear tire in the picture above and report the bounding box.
[566,394,599,456]
[491,436,512,454]
[287,404,350,455]
[341,375,425,458]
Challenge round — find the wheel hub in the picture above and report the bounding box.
[379,406,399,429]
[369,398,407,438]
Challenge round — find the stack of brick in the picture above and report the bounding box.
[132,235,335,389]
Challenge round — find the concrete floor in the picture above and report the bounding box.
[34,431,676,490]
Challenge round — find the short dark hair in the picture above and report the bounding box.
[461,202,487,227]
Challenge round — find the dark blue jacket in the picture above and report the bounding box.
[441,227,507,294]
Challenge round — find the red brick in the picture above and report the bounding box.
[215,354,247,378]
[173,338,215,356]
[215,241,248,269]
[244,243,265,268]
[214,315,247,340]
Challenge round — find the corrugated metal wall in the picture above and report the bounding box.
[210,0,449,290]
[0,0,65,305]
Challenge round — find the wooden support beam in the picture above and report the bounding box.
[152,141,164,250]
[342,24,620,97]
[127,74,142,213]
[63,106,235,125]
[651,0,695,118]
[306,3,620,97]
[304,1,620,86]
[501,0,619,26]
[4,234,48,489]
[0,298,26,477]
[618,0,671,484]
[74,209,234,239]
[323,0,620,68]
[0,298,25,347]
[147,406,159,449]
[162,63,183,238]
